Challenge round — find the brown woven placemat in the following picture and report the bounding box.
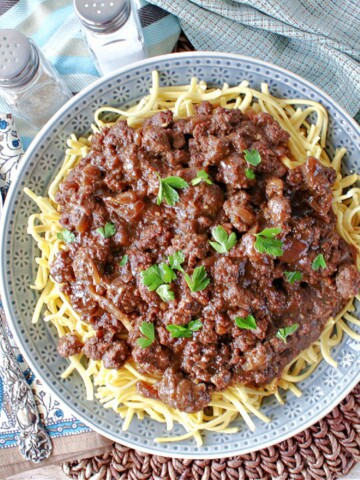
[62,385,359,480]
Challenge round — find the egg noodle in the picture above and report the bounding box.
[25,71,360,445]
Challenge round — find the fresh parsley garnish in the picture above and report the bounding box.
[166,319,203,338]
[158,262,177,283]
[235,315,257,331]
[255,227,282,238]
[141,262,176,301]
[156,284,175,302]
[284,271,302,284]
[137,322,155,348]
[119,255,128,267]
[192,170,213,185]
[245,168,256,179]
[168,250,185,273]
[253,227,283,257]
[312,254,327,271]
[209,225,237,253]
[244,149,262,166]
[141,263,175,291]
[141,265,164,291]
[156,174,189,206]
[276,323,299,343]
[96,222,116,238]
[57,229,75,244]
[185,266,210,292]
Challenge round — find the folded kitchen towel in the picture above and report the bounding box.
[147,0,360,118]
[0,114,24,198]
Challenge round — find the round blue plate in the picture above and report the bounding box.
[1,52,360,458]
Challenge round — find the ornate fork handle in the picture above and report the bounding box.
[0,321,53,462]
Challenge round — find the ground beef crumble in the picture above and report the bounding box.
[51,103,360,413]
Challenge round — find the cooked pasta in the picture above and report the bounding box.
[25,71,360,445]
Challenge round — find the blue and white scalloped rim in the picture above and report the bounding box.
[0,52,360,459]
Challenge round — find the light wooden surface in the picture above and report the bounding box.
[7,461,360,479]
[9,465,67,480]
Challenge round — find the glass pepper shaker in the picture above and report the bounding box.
[74,0,148,75]
[0,29,71,129]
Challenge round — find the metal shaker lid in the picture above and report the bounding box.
[0,29,38,88]
[74,0,131,33]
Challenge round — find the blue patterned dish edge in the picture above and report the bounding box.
[1,52,360,459]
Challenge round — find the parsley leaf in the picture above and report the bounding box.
[166,324,192,338]
[158,182,178,206]
[185,266,210,292]
[312,254,327,271]
[136,337,153,348]
[158,262,177,283]
[166,319,203,338]
[137,321,155,348]
[192,170,213,185]
[256,227,282,238]
[244,149,262,166]
[57,229,75,244]
[253,227,283,257]
[235,315,257,330]
[141,265,164,291]
[255,237,284,257]
[141,263,177,291]
[157,174,189,206]
[209,225,237,253]
[284,271,302,284]
[141,262,177,302]
[156,284,175,302]
[245,168,256,179]
[188,319,203,332]
[96,222,116,238]
[168,250,185,273]
[276,323,299,343]
[119,255,128,267]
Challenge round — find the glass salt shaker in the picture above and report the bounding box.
[0,29,71,129]
[74,0,148,75]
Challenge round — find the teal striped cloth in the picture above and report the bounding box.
[148,0,360,119]
[1,0,359,143]
[0,0,181,147]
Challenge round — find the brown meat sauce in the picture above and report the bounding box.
[52,103,360,413]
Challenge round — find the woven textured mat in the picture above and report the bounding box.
[62,35,359,480]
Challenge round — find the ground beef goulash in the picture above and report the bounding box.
[52,102,360,414]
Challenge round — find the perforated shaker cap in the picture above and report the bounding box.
[74,0,131,33]
[0,29,39,88]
